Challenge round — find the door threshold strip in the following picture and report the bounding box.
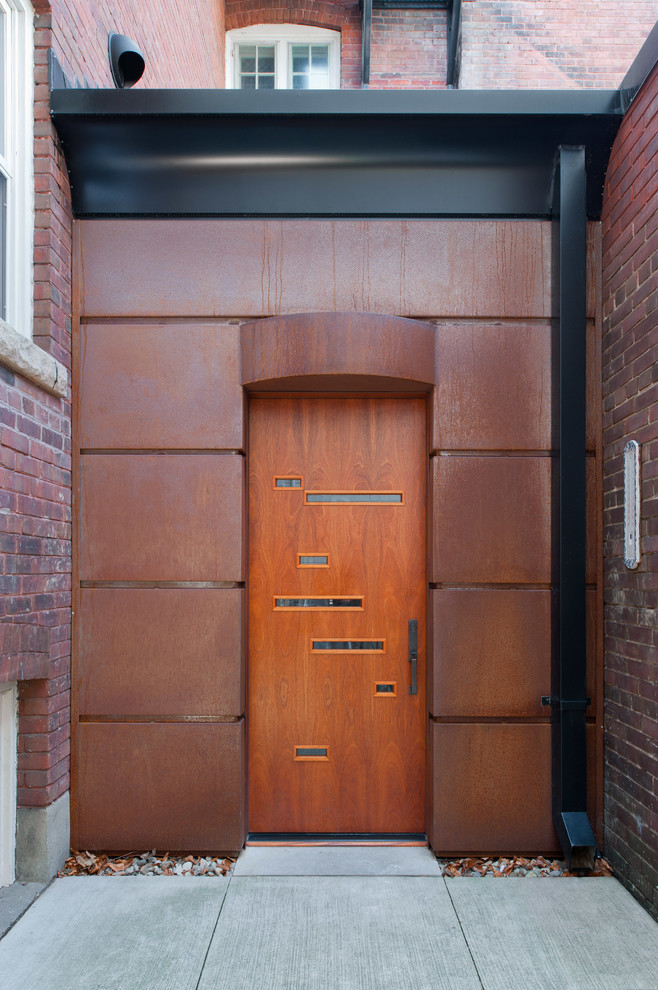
[246,833,428,847]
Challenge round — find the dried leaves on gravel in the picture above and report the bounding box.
[59,850,235,877]
[436,855,614,878]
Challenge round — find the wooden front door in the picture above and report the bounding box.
[248,397,426,833]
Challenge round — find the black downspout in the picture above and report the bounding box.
[362,0,372,88]
[447,0,462,88]
[549,146,597,870]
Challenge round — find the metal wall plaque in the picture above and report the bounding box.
[624,440,640,569]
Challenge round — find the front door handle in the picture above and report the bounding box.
[408,619,418,695]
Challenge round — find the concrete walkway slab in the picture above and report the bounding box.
[0,876,229,990]
[234,844,443,876]
[198,876,480,990]
[0,882,46,939]
[446,876,658,990]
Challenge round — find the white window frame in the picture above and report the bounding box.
[226,25,341,90]
[0,0,34,339]
[0,682,17,887]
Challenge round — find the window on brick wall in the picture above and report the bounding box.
[0,0,34,339]
[226,26,341,90]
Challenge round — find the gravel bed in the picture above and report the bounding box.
[59,849,614,879]
[435,855,614,878]
[59,850,235,877]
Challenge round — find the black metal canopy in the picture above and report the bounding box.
[51,88,623,219]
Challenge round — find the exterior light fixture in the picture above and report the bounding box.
[624,440,641,569]
[108,33,145,89]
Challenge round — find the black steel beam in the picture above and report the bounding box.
[447,0,462,87]
[550,146,597,870]
[619,19,658,112]
[362,0,373,87]
[50,88,622,218]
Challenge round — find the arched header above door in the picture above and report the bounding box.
[241,312,436,392]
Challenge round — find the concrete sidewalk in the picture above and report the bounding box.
[0,849,657,990]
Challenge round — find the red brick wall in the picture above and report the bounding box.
[0,0,225,820]
[462,1,658,89]
[0,367,71,809]
[370,9,447,89]
[601,63,658,919]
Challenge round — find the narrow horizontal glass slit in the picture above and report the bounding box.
[375,682,397,696]
[274,476,303,489]
[312,640,385,653]
[295,746,329,761]
[305,491,403,504]
[297,554,329,567]
[275,597,363,610]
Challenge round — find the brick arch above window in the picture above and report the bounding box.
[224,0,362,88]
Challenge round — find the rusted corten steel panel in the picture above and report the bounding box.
[431,589,598,718]
[75,721,246,853]
[78,454,244,581]
[78,589,244,717]
[432,456,551,584]
[428,723,560,854]
[241,312,435,390]
[431,589,551,717]
[433,322,552,452]
[428,723,598,855]
[80,323,243,450]
[432,321,599,452]
[78,220,554,319]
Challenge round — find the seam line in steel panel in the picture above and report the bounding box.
[430,450,597,457]
[429,582,553,591]
[80,449,244,455]
[430,716,554,724]
[80,316,595,327]
[79,715,245,723]
[79,581,245,589]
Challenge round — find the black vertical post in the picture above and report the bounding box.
[361,0,372,88]
[550,146,597,869]
[447,0,462,88]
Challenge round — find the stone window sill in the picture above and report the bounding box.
[0,320,68,397]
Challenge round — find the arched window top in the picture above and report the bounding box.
[226,24,341,90]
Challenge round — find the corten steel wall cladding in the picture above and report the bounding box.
[601,62,658,920]
[0,0,224,823]
[72,219,602,854]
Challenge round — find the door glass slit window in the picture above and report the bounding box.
[295,746,329,760]
[297,554,329,567]
[306,492,404,504]
[274,476,303,489]
[275,597,363,609]
[312,640,385,652]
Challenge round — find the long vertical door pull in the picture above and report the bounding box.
[409,619,418,695]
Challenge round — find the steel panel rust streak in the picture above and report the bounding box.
[79,220,553,320]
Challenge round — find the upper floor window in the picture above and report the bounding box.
[226,25,340,90]
[0,0,33,338]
